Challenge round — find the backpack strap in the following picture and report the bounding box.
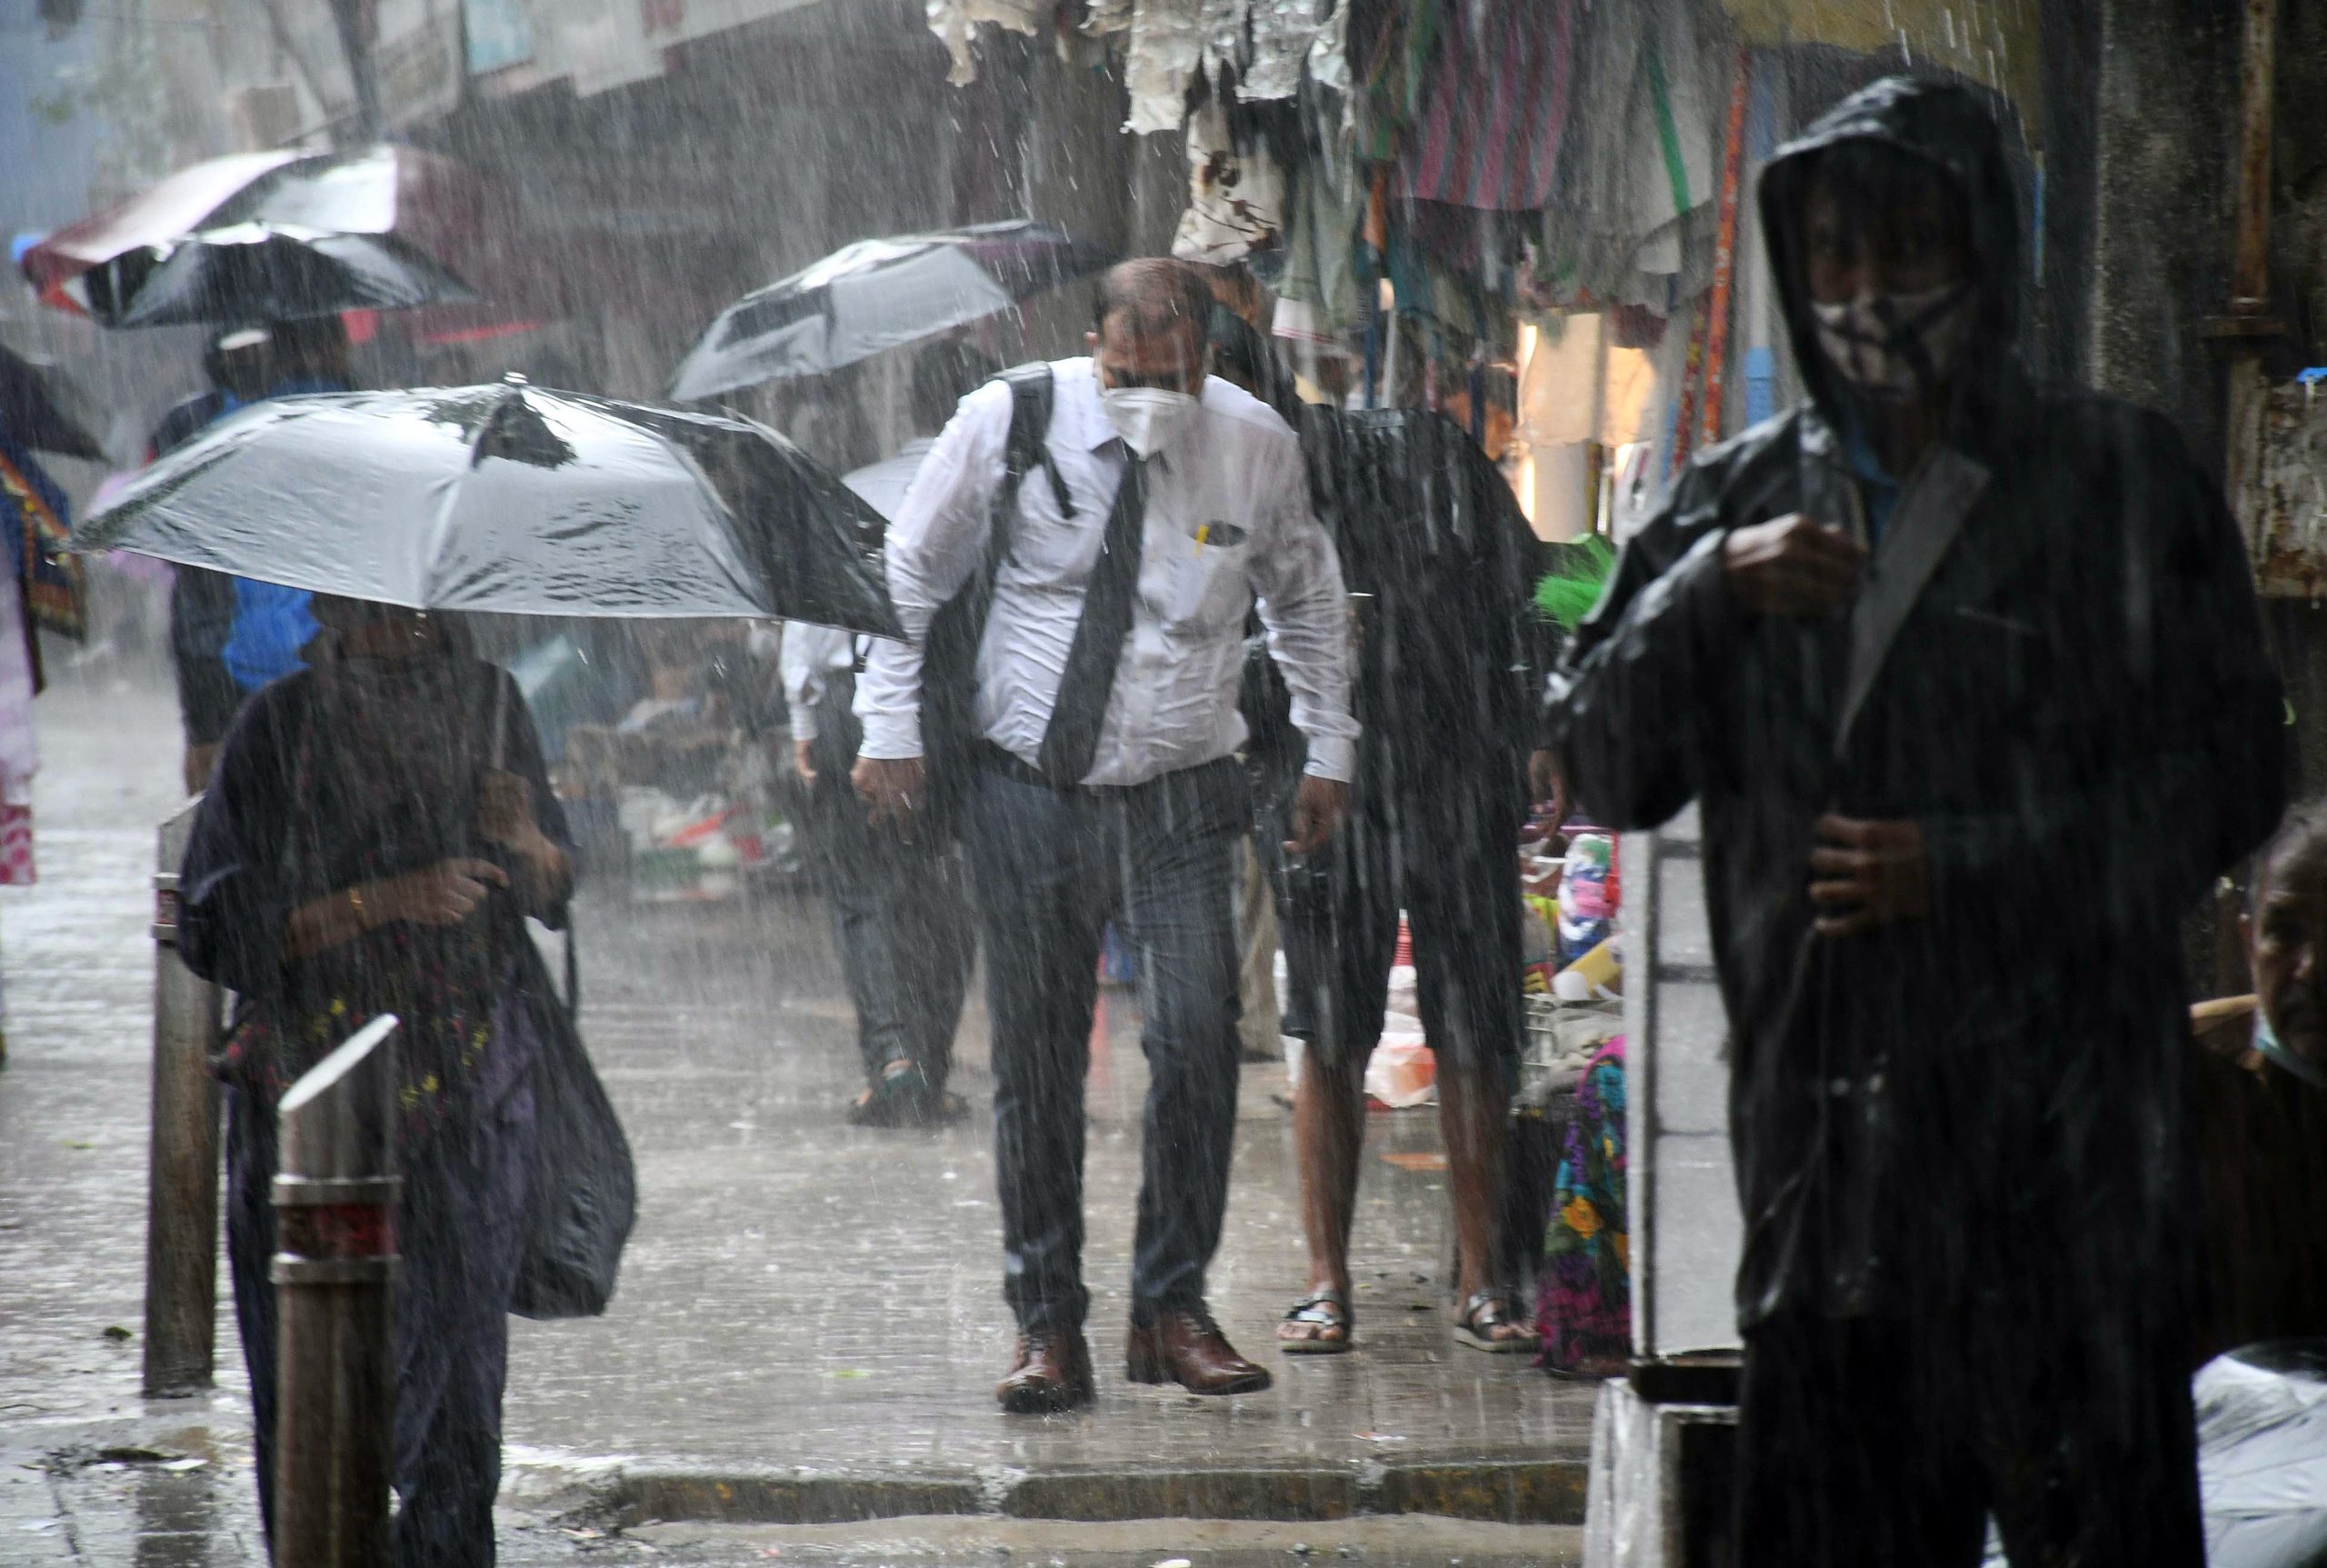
[992,361,1073,543]
[969,362,1070,603]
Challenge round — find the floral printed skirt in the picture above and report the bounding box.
[1536,1035,1629,1373]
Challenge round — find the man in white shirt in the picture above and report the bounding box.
[854,260,1357,1413]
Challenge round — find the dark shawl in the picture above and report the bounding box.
[180,642,572,1144]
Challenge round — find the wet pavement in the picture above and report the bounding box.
[0,666,1593,1561]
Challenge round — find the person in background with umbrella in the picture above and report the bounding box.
[155,316,352,793]
[785,343,995,1127]
[853,259,1357,1412]
[178,593,574,1566]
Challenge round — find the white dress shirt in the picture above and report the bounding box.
[781,439,939,742]
[854,357,1357,787]
[779,622,857,743]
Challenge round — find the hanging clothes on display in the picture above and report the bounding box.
[1534,0,1723,311]
[1399,0,1575,213]
[1173,95,1293,272]
[1080,0,1333,135]
[0,425,79,889]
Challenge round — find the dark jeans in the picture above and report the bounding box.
[227,1080,535,1568]
[1736,1308,2204,1568]
[965,754,1244,1332]
[802,767,975,1090]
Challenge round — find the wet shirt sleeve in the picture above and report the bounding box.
[492,666,577,929]
[1247,433,1358,783]
[177,681,305,999]
[854,382,1013,761]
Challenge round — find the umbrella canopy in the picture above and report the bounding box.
[19,145,521,318]
[838,440,933,524]
[83,224,479,329]
[668,220,1114,399]
[70,376,898,635]
[0,345,102,460]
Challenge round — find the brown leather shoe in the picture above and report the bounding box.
[996,1323,1094,1414]
[1125,1306,1273,1395]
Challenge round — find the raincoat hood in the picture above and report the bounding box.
[1756,75,2024,435]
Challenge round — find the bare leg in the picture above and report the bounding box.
[1441,1063,1533,1347]
[1283,1046,1366,1344]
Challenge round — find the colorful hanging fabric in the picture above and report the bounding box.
[1535,1035,1629,1373]
[1348,0,1442,165]
[1173,96,1291,267]
[1400,0,1575,211]
[0,427,84,652]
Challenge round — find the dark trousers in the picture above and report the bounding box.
[1735,1308,2205,1568]
[802,766,974,1089]
[1264,769,1523,1085]
[227,1082,535,1568]
[965,754,1244,1332]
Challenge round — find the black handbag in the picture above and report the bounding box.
[919,364,1073,834]
[509,929,636,1321]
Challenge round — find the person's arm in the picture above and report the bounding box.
[779,622,824,744]
[475,669,577,923]
[171,567,243,754]
[1248,437,1359,854]
[275,860,512,964]
[178,684,303,995]
[851,382,1014,764]
[1919,412,2288,925]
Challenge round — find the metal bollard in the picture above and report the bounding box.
[272,1014,401,1568]
[145,799,222,1397]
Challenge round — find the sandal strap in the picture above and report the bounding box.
[1458,1289,1513,1329]
[1284,1290,1351,1323]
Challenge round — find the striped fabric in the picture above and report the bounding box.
[1400,0,1576,212]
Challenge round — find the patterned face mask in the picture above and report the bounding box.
[1811,282,1974,404]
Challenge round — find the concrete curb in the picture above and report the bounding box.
[604,1456,1589,1528]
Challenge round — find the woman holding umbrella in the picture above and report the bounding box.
[178,594,572,1564]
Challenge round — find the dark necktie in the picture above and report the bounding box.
[1037,454,1148,786]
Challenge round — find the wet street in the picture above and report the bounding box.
[0,662,1590,1563]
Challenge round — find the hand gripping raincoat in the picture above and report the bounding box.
[1546,78,2287,1393]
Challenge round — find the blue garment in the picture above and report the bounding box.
[1838,413,1902,546]
[216,375,341,691]
[2253,1009,2327,1093]
[222,581,320,692]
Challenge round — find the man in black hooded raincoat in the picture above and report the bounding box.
[1546,77,2287,1563]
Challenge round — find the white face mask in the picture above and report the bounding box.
[1100,385,1201,458]
[1811,282,1973,404]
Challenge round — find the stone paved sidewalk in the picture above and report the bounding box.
[0,671,1593,1563]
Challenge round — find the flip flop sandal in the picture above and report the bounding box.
[1453,1290,1540,1354]
[1278,1290,1354,1355]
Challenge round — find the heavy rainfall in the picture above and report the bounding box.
[2,1,2325,1565]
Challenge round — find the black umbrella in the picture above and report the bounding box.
[69,375,898,634]
[668,219,1114,399]
[0,345,103,460]
[82,223,478,329]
